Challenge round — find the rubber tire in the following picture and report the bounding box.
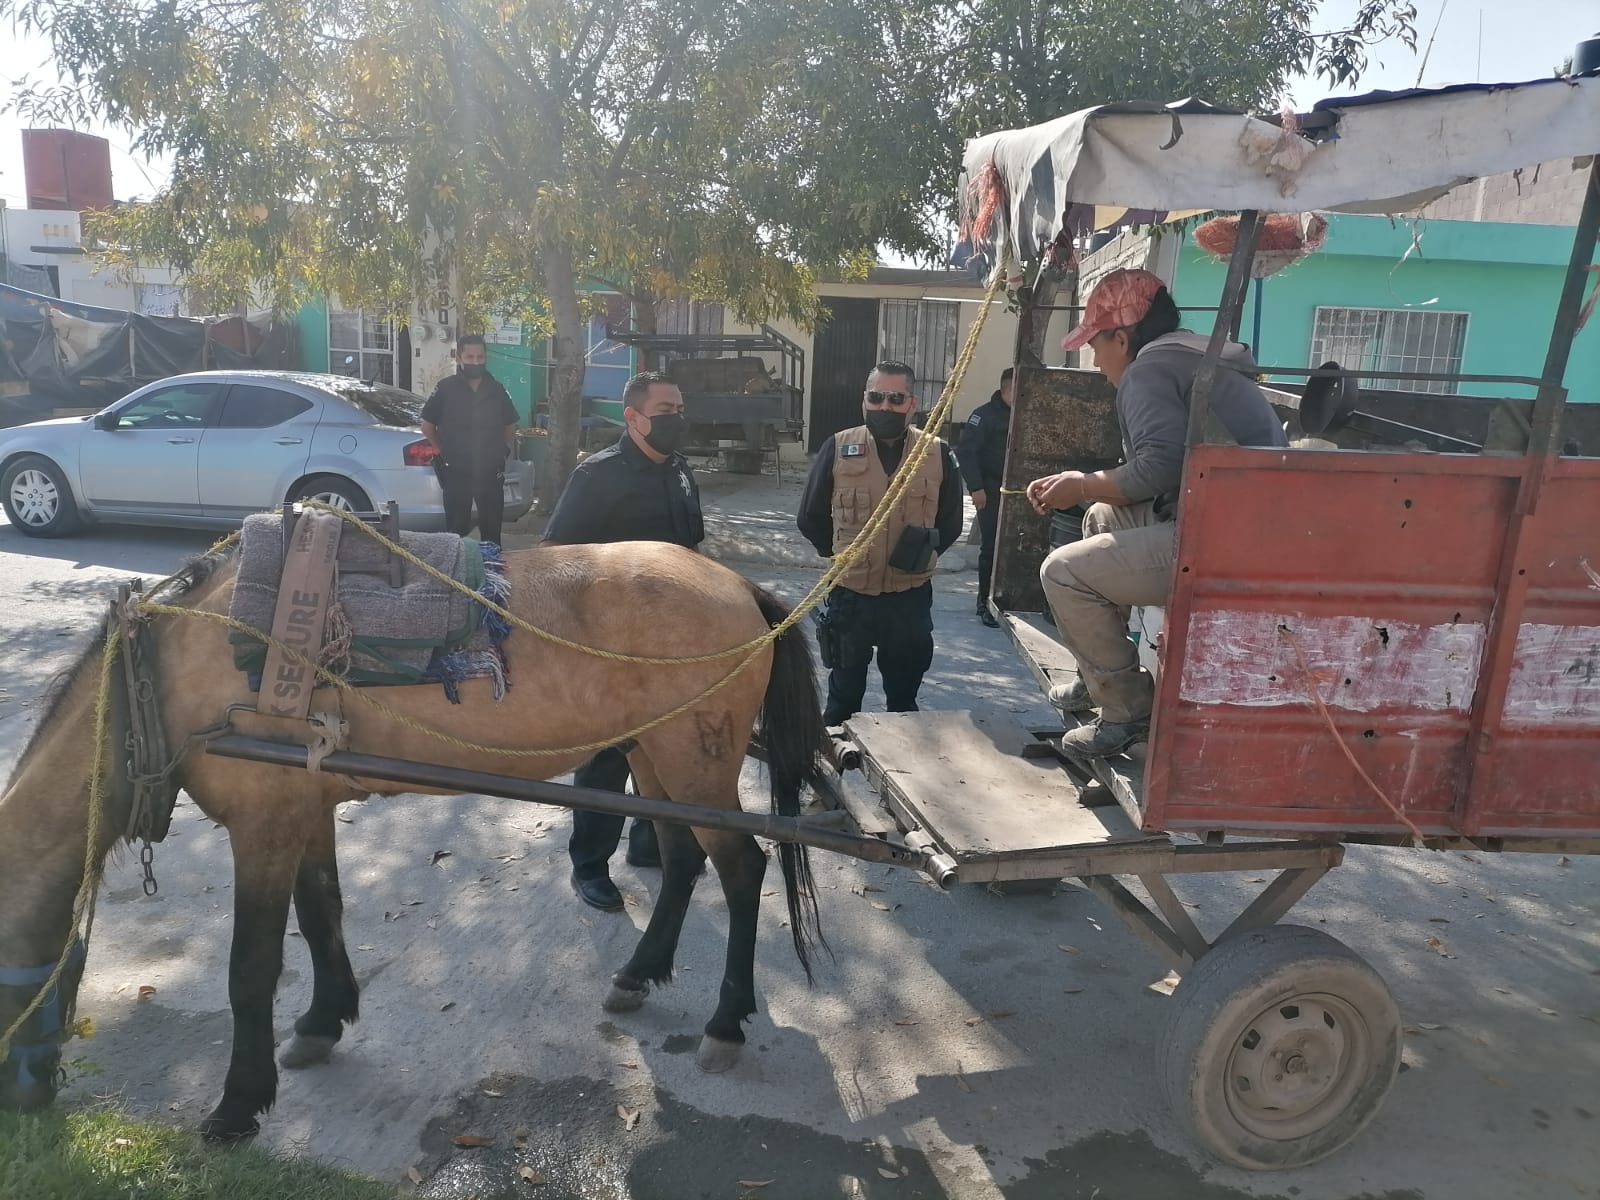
[2,454,83,538]
[290,475,372,514]
[1159,925,1401,1171]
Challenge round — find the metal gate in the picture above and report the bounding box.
[809,297,879,451]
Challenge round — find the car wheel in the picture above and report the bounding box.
[291,475,373,514]
[2,455,84,538]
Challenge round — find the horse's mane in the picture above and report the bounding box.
[6,543,237,788]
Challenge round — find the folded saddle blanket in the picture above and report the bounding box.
[229,513,509,695]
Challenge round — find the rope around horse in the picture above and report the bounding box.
[0,276,1004,1064]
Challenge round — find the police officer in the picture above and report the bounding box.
[542,370,704,912]
[957,366,1013,627]
[798,360,964,726]
[420,334,520,545]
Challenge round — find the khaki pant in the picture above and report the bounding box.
[1039,500,1175,724]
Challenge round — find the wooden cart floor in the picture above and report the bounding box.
[843,710,1165,881]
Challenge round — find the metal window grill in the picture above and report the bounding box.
[328,308,396,385]
[879,299,958,400]
[1310,307,1469,395]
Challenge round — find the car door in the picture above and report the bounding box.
[198,382,320,518]
[77,381,222,516]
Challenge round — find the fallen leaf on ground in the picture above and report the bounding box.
[618,1061,639,1070]
[617,1104,641,1130]
[407,1166,424,1184]
[1493,986,1513,994]
[495,853,525,863]
[736,1181,774,1189]
[1558,855,1572,867]
[871,901,892,911]
[336,814,353,824]
[1429,917,1451,924]
[520,1166,545,1185]
[1063,986,1085,995]
[111,1137,134,1148]
[440,1001,456,1012]
[137,985,157,1000]
[404,899,424,906]
[893,1017,919,1026]
[851,884,884,895]
[452,1133,493,1148]
[431,850,452,866]
[1539,1007,1559,1016]
[878,1167,900,1179]
[954,1072,973,1093]
[964,1016,984,1027]
[1424,935,1454,958]
[1056,944,1081,955]
[989,1010,1016,1019]
[481,1089,504,1099]
[762,890,778,897]
[356,944,375,951]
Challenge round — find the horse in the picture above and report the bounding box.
[0,537,826,1140]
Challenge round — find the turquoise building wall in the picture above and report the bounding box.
[1172,214,1599,401]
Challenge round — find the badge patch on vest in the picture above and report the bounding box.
[841,443,868,457]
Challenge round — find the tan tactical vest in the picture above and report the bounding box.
[830,425,945,594]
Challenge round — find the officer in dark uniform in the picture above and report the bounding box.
[798,360,964,726]
[957,366,1012,627]
[542,370,703,912]
[420,333,520,544]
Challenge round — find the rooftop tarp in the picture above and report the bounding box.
[962,73,1600,263]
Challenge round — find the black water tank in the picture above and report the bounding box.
[1576,31,1600,75]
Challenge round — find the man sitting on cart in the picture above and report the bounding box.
[1027,268,1288,758]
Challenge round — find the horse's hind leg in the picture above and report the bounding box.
[280,807,360,1069]
[695,830,766,1074]
[605,758,708,1013]
[200,811,306,1141]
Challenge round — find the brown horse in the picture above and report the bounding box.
[0,539,825,1140]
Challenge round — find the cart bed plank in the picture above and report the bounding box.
[843,710,1162,869]
[1001,612,1148,827]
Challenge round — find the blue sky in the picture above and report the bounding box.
[1,2,1595,207]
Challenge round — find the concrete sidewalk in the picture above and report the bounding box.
[504,462,975,573]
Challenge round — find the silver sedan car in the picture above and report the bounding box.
[0,370,535,537]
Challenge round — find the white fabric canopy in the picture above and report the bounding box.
[962,75,1600,262]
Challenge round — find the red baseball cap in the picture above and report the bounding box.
[1061,269,1167,351]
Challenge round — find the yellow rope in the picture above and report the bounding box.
[0,630,119,1063]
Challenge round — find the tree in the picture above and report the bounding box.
[4,0,947,503]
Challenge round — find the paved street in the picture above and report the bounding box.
[1,490,1598,1200]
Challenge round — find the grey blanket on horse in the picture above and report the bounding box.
[229,513,484,684]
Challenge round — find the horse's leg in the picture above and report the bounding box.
[604,756,708,1014]
[695,830,767,1074]
[200,813,306,1141]
[279,806,359,1069]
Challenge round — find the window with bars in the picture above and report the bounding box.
[328,308,396,385]
[1309,307,1469,395]
[878,299,959,402]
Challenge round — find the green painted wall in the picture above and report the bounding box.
[292,297,330,373]
[1173,214,1600,401]
[486,334,546,426]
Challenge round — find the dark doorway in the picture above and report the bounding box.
[809,297,879,451]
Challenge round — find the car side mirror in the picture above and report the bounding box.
[93,411,120,431]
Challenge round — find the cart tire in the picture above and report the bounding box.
[1159,925,1400,1171]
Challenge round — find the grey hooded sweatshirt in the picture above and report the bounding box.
[1104,331,1288,518]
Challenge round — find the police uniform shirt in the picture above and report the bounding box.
[420,372,520,475]
[957,391,1011,494]
[542,434,704,549]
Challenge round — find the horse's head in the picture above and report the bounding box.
[0,940,86,1111]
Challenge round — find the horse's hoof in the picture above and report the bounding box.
[603,982,649,1013]
[696,1036,743,1074]
[199,1108,260,1143]
[279,1033,339,1069]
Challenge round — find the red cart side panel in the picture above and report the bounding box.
[1143,445,1600,840]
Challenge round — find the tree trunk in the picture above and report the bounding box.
[1016,259,1075,366]
[538,230,587,510]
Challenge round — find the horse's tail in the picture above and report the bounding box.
[748,582,829,983]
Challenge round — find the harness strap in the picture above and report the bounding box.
[1,939,88,1075]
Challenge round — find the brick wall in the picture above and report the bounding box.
[1418,157,1590,225]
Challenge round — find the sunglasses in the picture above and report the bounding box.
[864,390,916,408]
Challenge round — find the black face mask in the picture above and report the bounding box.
[460,363,486,380]
[865,410,909,441]
[642,412,688,455]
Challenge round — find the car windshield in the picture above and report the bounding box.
[333,382,424,427]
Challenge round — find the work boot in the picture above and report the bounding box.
[1058,716,1150,760]
[1047,677,1095,715]
[571,871,625,912]
[976,598,999,628]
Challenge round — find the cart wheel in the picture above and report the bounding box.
[1159,925,1401,1171]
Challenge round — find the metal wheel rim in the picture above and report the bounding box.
[1223,991,1373,1141]
[306,489,357,512]
[9,468,61,526]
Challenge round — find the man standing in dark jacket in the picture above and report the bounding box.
[957,366,1012,627]
[420,334,520,545]
[542,371,703,912]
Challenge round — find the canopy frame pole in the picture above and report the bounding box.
[1185,210,1262,449]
